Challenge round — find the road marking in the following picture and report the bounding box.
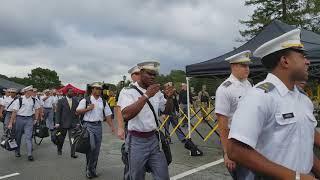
[170,158,224,180]
[0,173,20,179]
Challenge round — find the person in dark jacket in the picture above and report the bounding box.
[55,88,79,158]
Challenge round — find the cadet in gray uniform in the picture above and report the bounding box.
[1,88,18,130]
[7,85,40,161]
[76,82,114,179]
[118,61,173,180]
[215,51,253,180]
[41,90,55,130]
[228,29,319,179]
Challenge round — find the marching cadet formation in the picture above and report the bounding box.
[0,28,319,180]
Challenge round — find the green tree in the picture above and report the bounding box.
[240,0,320,40]
[27,67,61,91]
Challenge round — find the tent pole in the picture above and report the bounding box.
[186,77,191,139]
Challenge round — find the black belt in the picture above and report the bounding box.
[17,115,33,118]
[128,130,156,138]
[84,121,101,125]
[44,107,53,109]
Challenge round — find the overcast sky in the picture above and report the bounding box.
[0,0,253,89]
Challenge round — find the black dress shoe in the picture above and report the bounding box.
[92,172,98,177]
[58,150,62,155]
[86,172,94,179]
[15,152,21,157]
[71,154,78,158]
[28,156,34,161]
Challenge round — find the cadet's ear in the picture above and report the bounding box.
[279,55,290,69]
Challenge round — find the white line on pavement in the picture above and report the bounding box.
[170,158,224,180]
[0,173,20,179]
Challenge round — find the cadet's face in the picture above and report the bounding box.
[131,73,141,82]
[232,63,250,80]
[25,90,33,97]
[92,87,102,96]
[288,50,310,81]
[141,69,157,86]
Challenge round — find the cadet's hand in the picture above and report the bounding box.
[117,127,125,140]
[55,124,60,128]
[224,153,236,172]
[0,113,3,118]
[145,84,160,98]
[87,104,95,111]
[301,174,318,180]
[164,86,174,98]
[7,123,13,130]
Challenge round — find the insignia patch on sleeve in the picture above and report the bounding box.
[222,81,232,87]
[256,82,275,93]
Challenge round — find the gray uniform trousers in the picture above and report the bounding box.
[84,121,102,174]
[44,108,54,130]
[3,111,13,131]
[125,133,169,180]
[15,115,33,156]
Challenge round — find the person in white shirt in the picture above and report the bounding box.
[1,88,18,130]
[32,88,43,119]
[8,85,40,161]
[228,29,319,179]
[117,61,173,180]
[215,50,253,179]
[76,82,114,178]
[41,89,55,137]
[116,65,141,141]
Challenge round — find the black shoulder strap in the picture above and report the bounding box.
[6,97,18,109]
[19,97,23,109]
[85,96,91,108]
[32,97,36,109]
[102,99,106,118]
[131,85,159,127]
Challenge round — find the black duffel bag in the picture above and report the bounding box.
[34,121,49,138]
[0,129,18,151]
[71,125,90,154]
[156,130,172,165]
[51,128,64,146]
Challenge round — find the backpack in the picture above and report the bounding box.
[80,96,107,121]
[18,97,36,110]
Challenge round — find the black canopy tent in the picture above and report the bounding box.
[0,78,25,93]
[186,20,320,78]
[182,21,320,139]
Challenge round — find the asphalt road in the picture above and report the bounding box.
[0,122,231,180]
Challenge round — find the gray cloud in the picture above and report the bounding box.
[0,0,253,88]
